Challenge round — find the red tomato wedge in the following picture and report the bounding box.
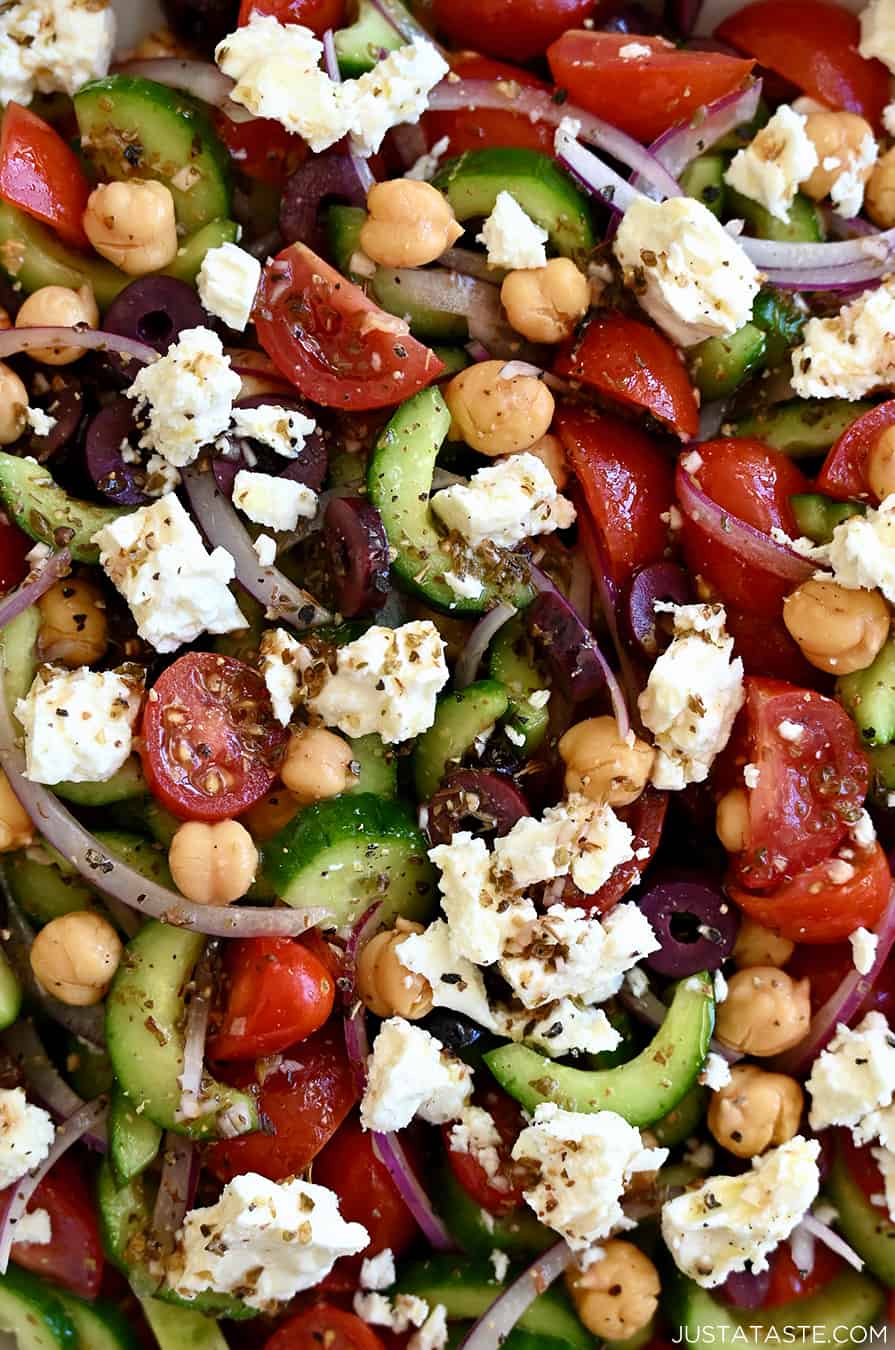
[9,1154,104,1298]
[729,840,890,943]
[431,0,593,65]
[555,405,674,585]
[0,516,32,595]
[314,1116,418,1266]
[554,312,700,439]
[816,399,895,504]
[238,0,345,33]
[255,244,445,410]
[265,1306,386,1350]
[422,54,554,156]
[0,104,91,249]
[444,1085,528,1215]
[717,2,890,129]
[547,32,755,144]
[140,652,287,822]
[763,1242,844,1307]
[724,607,822,688]
[208,938,336,1061]
[213,110,308,186]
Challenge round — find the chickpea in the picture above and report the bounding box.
[559,717,655,807]
[357,919,433,1020]
[500,258,590,344]
[866,146,895,229]
[733,917,795,970]
[520,433,569,489]
[715,966,811,1057]
[716,788,750,853]
[0,767,32,852]
[707,1064,804,1158]
[802,112,876,203]
[0,362,28,445]
[168,820,258,906]
[83,180,179,276]
[445,360,555,456]
[280,725,355,804]
[359,180,463,269]
[30,911,122,1006]
[565,1241,660,1341]
[783,578,889,674]
[37,575,108,668]
[15,285,99,365]
[866,425,895,500]
[240,787,301,842]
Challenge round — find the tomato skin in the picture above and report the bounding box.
[724,608,823,688]
[265,1306,386,1350]
[763,1241,844,1308]
[816,399,895,504]
[0,516,31,594]
[208,938,335,1062]
[555,405,674,585]
[717,2,890,130]
[0,103,91,249]
[213,110,307,186]
[444,1085,528,1215]
[431,0,592,66]
[206,1025,357,1183]
[256,244,444,411]
[547,32,755,144]
[313,1116,418,1267]
[729,841,891,944]
[554,313,699,440]
[140,652,287,822]
[238,0,345,35]
[9,1154,104,1298]
[422,55,553,156]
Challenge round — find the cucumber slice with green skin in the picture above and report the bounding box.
[485,973,715,1125]
[0,453,125,564]
[94,829,175,890]
[751,287,806,368]
[413,680,510,799]
[827,1145,895,1286]
[679,154,726,218]
[335,0,403,76]
[371,268,469,341]
[140,1297,231,1350]
[727,186,824,243]
[1,606,40,715]
[346,735,398,799]
[434,148,595,260]
[263,792,437,927]
[432,346,471,377]
[105,920,259,1139]
[0,1263,77,1348]
[869,741,895,805]
[0,200,128,308]
[3,852,95,925]
[326,204,367,278]
[164,218,239,286]
[0,949,21,1032]
[651,1083,707,1148]
[396,1255,591,1349]
[488,615,550,755]
[790,493,865,545]
[74,76,232,232]
[65,1035,114,1098]
[438,1162,554,1260]
[53,757,146,807]
[368,386,533,615]
[838,635,895,746]
[689,323,767,401]
[665,1267,885,1341]
[55,1292,133,1350]
[728,398,874,457]
[109,1087,162,1186]
[713,98,769,152]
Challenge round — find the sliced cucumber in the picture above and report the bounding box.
[679,154,726,218]
[94,829,175,890]
[651,1084,707,1148]
[326,203,367,278]
[485,974,714,1126]
[413,680,510,799]
[827,1145,895,1286]
[263,792,437,927]
[666,1267,884,1341]
[0,1263,76,1349]
[0,201,128,309]
[728,398,873,458]
[3,851,95,926]
[790,493,865,545]
[1,606,40,715]
[164,218,239,286]
[0,453,125,564]
[433,346,471,377]
[0,950,21,1032]
[751,287,806,368]
[55,1293,132,1350]
[837,635,895,746]
[488,615,549,755]
[108,1087,162,1186]
[728,186,824,243]
[65,1036,114,1098]
[372,268,469,341]
[438,1162,553,1260]
[74,76,232,232]
[140,1297,230,1350]
[869,741,895,805]
[335,0,403,76]
[689,322,767,401]
[53,757,146,807]
[345,734,398,799]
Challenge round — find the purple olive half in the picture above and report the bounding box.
[27,378,85,462]
[324,496,390,618]
[213,394,328,498]
[85,398,149,506]
[623,562,693,660]
[104,276,208,380]
[425,768,531,847]
[637,874,739,977]
[280,151,369,255]
[526,589,607,703]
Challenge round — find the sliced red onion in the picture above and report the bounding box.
[573,495,646,714]
[114,58,235,110]
[178,945,213,1122]
[568,544,592,626]
[0,548,70,633]
[634,80,762,185]
[454,603,517,691]
[740,231,895,290]
[459,1241,573,1350]
[321,29,377,195]
[0,1095,108,1273]
[152,1133,197,1253]
[371,1131,456,1251]
[556,129,643,214]
[342,904,381,1094]
[439,248,499,283]
[799,1214,864,1272]
[465,340,492,363]
[344,1004,372,1098]
[0,1021,107,1152]
[343,902,384,1007]
[384,269,533,359]
[0,327,158,367]
[183,466,330,630]
[4,904,106,1050]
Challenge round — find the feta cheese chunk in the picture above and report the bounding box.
[476,192,548,271]
[512,1104,668,1249]
[850,926,879,976]
[614,196,760,347]
[127,327,241,468]
[197,243,262,331]
[0,1090,54,1189]
[16,665,143,785]
[169,1172,368,1311]
[259,627,311,726]
[724,105,818,223]
[0,0,115,106]
[427,831,536,966]
[449,1107,504,1186]
[343,40,449,157]
[254,533,276,567]
[431,452,575,549]
[230,404,317,459]
[807,1011,895,1137]
[397,921,498,1031]
[791,280,895,400]
[360,1018,472,1132]
[354,1292,431,1332]
[14,1208,51,1246]
[700,1052,733,1091]
[233,469,317,531]
[309,621,448,744]
[360,1248,396,1291]
[860,0,895,74]
[495,998,622,1058]
[661,1137,820,1287]
[638,603,745,790]
[810,494,895,602]
[493,794,635,895]
[93,496,246,653]
[828,132,878,219]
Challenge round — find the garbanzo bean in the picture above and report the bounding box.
[565,1241,660,1341]
[16,285,99,365]
[280,725,355,804]
[707,1064,804,1158]
[783,578,890,674]
[559,717,655,807]
[444,360,555,456]
[83,180,179,276]
[500,258,590,344]
[0,362,28,445]
[168,820,258,906]
[37,575,108,668]
[716,788,750,853]
[802,111,876,203]
[360,179,463,268]
[0,768,32,852]
[30,911,122,1006]
[715,966,811,1057]
[356,919,433,1020]
[867,146,895,228]
[733,917,795,969]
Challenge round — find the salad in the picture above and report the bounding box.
[0,0,894,1345]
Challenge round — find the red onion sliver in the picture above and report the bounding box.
[0,1095,108,1273]
[0,327,158,367]
[439,248,498,283]
[343,902,384,1006]
[0,549,71,633]
[557,130,643,214]
[321,27,376,193]
[322,28,339,79]
[178,945,213,1121]
[152,1133,197,1253]
[371,1131,456,1251]
[454,603,517,691]
[568,544,593,627]
[459,1241,573,1350]
[799,1214,864,1272]
[635,80,762,185]
[0,1020,107,1151]
[368,0,441,46]
[344,1005,372,1098]
[4,903,106,1050]
[342,905,381,1094]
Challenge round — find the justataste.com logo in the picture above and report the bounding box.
[670,1328,891,1344]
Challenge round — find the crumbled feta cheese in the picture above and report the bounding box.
[93,496,246,653]
[662,1138,820,1288]
[360,1018,472,1133]
[14,1208,50,1246]
[619,41,652,58]
[850,926,879,976]
[360,1248,396,1291]
[512,1104,667,1249]
[197,243,262,332]
[714,970,729,1004]
[230,404,317,460]
[405,135,450,181]
[353,1292,430,1332]
[309,621,448,744]
[807,1011,895,1140]
[614,196,760,347]
[638,603,744,790]
[860,0,895,74]
[791,280,895,400]
[16,665,143,786]
[26,406,56,438]
[778,719,805,742]
[344,39,449,156]
[170,1172,368,1311]
[431,451,575,549]
[233,469,317,531]
[409,1304,448,1350]
[701,1052,733,1091]
[495,998,622,1058]
[127,327,241,467]
[428,831,536,966]
[724,105,818,223]
[810,494,895,602]
[397,920,498,1030]
[443,570,484,601]
[492,794,635,896]
[143,454,181,498]
[490,1249,510,1282]
[853,809,877,849]
[743,763,760,789]
[449,1107,504,1184]
[0,1090,54,1190]
[0,0,115,106]
[830,133,878,218]
[259,628,311,727]
[625,965,650,999]
[476,192,548,270]
[253,533,277,567]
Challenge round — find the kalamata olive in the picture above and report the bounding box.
[161,0,240,53]
[419,1009,485,1055]
[599,2,673,34]
[27,378,85,462]
[280,151,369,255]
[425,769,531,847]
[233,394,327,491]
[85,398,150,505]
[637,874,740,977]
[717,1268,771,1310]
[323,496,390,617]
[526,589,608,704]
[623,562,693,660]
[104,277,207,380]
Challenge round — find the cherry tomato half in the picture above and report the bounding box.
[0,515,32,594]
[422,54,554,157]
[444,1085,528,1215]
[816,399,895,504]
[208,938,336,1061]
[266,1306,386,1350]
[763,1241,844,1308]
[213,109,308,187]
[836,1131,890,1215]
[0,103,91,249]
[729,840,890,944]
[140,652,287,822]
[9,1154,104,1299]
[314,1115,418,1270]
[238,0,346,35]
[431,0,592,66]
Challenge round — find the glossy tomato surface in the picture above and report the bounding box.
[208,938,336,1061]
[213,109,308,186]
[9,1154,104,1299]
[0,102,91,249]
[422,55,554,156]
[265,1306,386,1350]
[314,1116,418,1268]
[763,1242,844,1307]
[729,840,891,943]
[816,399,895,504]
[431,0,592,64]
[238,0,345,34]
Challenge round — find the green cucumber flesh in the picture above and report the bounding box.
[94,829,175,890]
[53,757,146,807]
[485,973,715,1125]
[869,741,895,805]
[413,680,510,799]
[109,1087,162,1186]
[1,607,40,716]
[164,218,239,286]
[345,734,398,799]
[729,399,874,458]
[335,0,403,76]
[438,1162,553,1260]
[666,1268,884,1340]
[488,614,550,754]
[433,346,472,377]
[751,287,806,368]
[0,453,125,564]
[651,1083,707,1148]
[679,154,726,218]
[689,323,767,401]
[371,268,469,341]
[0,950,21,1032]
[0,1263,77,1349]
[727,187,824,243]
[64,1035,114,1098]
[826,1146,895,1286]
[0,201,128,309]
[3,852,95,926]
[55,1293,133,1350]
[837,635,895,746]
[326,204,367,278]
[140,1297,231,1350]
[790,493,865,545]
